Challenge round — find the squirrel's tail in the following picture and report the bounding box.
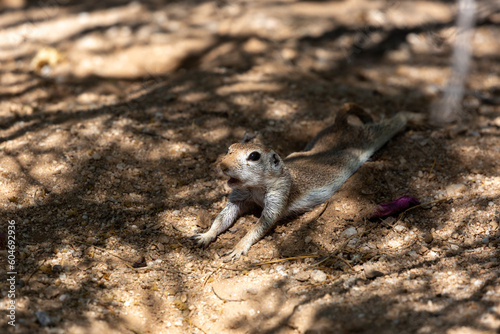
[361,111,424,154]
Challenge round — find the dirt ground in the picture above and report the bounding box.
[1,0,500,333]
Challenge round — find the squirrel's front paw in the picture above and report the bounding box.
[222,249,243,263]
[222,242,250,262]
[190,233,215,248]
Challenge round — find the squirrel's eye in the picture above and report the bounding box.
[247,151,261,161]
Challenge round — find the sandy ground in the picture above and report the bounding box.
[1,0,500,333]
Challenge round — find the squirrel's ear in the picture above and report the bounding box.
[241,131,264,145]
[270,152,281,168]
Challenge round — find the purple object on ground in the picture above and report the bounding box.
[371,195,420,219]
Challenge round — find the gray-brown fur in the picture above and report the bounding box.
[191,103,421,261]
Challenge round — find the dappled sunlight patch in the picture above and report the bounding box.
[264,100,297,120]
[199,126,231,144]
[191,119,232,144]
[164,142,199,159]
[178,92,210,103]
[395,65,450,86]
[216,81,283,96]
[29,154,65,179]
[385,2,452,27]
[144,143,172,161]
[0,155,22,175]
[0,177,21,204]
[473,26,500,57]
[0,2,146,61]
[70,36,216,78]
[37,129,72,149]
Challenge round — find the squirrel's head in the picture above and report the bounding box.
[218,142,285,189]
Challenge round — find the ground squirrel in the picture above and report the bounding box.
[191,103,421,261]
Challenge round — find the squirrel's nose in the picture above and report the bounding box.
[219,162,228,174]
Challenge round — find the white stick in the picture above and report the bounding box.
[430,0,476,124]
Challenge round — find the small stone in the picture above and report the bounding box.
[275,265,286,273]
[59,294,69,302]
[446,183,465,197]
[394,225,406,232]
[365,269,384,279]
[36,311,54,327]
[416,245,429,255]
[423,233,434,244]
[383,217,396,225]
[294,271,310,282]
[304,236,312,244]
[482,236,490,244]
[427,250,439,260]
[16,280,25,289]
[490,220,498,230]
[342,227,357,237]
[311,269,327,283]
[347,238,359,248]
[45,286,60,299]
[363,263,384,279]
[343,276,357,289]
[52,265,63,273]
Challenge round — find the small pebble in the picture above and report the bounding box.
[36,311,54,327]
[394,225,406,232]
[311,269,327,283]
[445,183,465,197]
[304,236,312,244]
[347,238,359,248]
[365,269,384,279]
[52,265,63,273]
[342,227,357,237]
[275,265,285,273]
[343,276,357,289]
[424,233,434,244]
[45,286,60,299]
[294,271,310,282]
[363,262,384,279]
[482,236,490,244]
